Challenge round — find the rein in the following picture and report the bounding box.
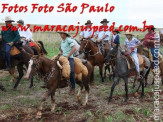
[82,39,100,56]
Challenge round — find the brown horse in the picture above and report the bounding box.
[79,38,106,82]
[0,40,35,89]
[137,45,163,85]
[24,55,93,118]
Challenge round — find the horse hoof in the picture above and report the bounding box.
[29,85,33,88]
[134,92,140,97]
[132,85,135,89]
[108,99,112,103]
[77,96,82,103]
[82,102,87,107]
[124,99,128,102]
[36,112,42,119]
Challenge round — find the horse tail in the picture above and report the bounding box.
[38,41,48,55]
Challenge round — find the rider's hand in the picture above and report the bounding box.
[8,42,13,46]
[97,39,101,43]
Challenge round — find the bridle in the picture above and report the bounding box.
[82,39,100,56]
[31,57,56,83]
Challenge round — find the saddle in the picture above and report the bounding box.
[52,56,88,81]
[10,46,21,56]
[124,54,147,71]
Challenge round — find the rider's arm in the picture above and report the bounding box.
[67,46,76,58]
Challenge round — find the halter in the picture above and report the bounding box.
[82,39,100,56]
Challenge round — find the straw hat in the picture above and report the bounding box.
[85,20,93,25]
[57,31,71,37]
[124,30,134,36]
[100,19,109,24]
[5,16,15,22]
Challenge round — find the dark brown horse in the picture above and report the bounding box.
[24,55,93,118]
[79,39,106,82]
[0,40,34,89]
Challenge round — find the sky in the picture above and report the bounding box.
[0,0,162,28]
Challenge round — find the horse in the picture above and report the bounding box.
[104,45,151,102]
[159,30,163,46]
[0,40,35,89]
[24,55,93,118]
[79,38,111,83]
[137,45,163,85]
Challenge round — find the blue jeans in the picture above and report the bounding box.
[68,58,76,89]
[5,44,12,68]
[151,48,159,67]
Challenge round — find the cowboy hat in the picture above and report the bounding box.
[57,31,71,37]
[147,25,156,30]
[5,16,15,22]
[124,30,134,36]
[113,29,120,34]
[17,19,24,25]
[100,19,109,24]
[85,20,93,25]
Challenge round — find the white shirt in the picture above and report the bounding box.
[72,38,80,51]
[96,26,110,41]
[18,25,32,40]
[124,37,140,53]
[80,29,93,39]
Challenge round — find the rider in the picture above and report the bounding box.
[95,19,111,57]
[143,25,160,68]
[124,31,141,80]
[58,31,76,95]
[80,20,94,40]
[0,16,20,71]
[111,29,120,48]
[17,19,32,45]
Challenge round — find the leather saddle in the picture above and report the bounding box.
[124,53,147,71]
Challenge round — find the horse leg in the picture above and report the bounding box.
[104,65,108,80]
[36,91,50,118]
[99,64,104,82]
[13,64,24,89]
[132,76,137,89]
[9,67,17,82]
[144,68,150,87]
[123,77,128,102]
[77,82,83,104]
[90,66,94,85]
[82,83,90,106]
[140,78,145,99]
[108,76,120,103]
[51,92,56,112]
[29,76,34,88]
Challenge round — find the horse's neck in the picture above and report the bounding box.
[40,57,53,74]
[117,49,121,58]
[88,40,99,54]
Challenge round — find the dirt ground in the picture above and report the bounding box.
[0,70,163,122]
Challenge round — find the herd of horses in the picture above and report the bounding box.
[0,37,163,118]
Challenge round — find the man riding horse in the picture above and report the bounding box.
[0,16,20,71]
[17,19,33,45]
[58,31,77,95]
[95,19,111,57]
[124,31,142,80]
[80,20,94,40]
[143,26,160,68]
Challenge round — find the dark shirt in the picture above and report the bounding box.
[113,34,120,44]
[1,25,20,43]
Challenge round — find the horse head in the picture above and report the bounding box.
[104,44,119,64]
[79,38,90,54]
